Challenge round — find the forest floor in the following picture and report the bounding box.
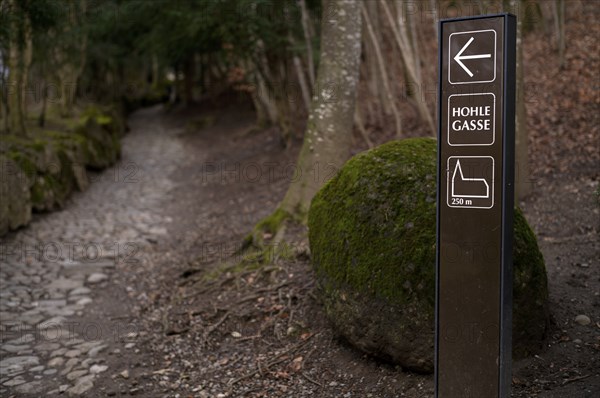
[1,4,599,398]
[1,95,597,397]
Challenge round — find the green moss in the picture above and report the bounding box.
[6,150,37,179]
[308,137,549,359]
[310,138,437,307]
[256,208,290,235]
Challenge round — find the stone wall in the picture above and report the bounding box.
[0,107,126,237]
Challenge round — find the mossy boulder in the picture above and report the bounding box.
[308,138,548,373]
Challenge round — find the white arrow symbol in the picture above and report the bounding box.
[454,37,491,77]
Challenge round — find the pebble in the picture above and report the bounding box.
[574,315,591,326]
[3,377,26,386]
[0,356,39,369]
[2,345,30,354]
[66,370,88,381]
[573,339,583,344]
[87,344,108,358]
[120,369,130,379]
[47,357,65,367]
[87,273,108,284]
[65,349,82,358]
[14,380,43,394]
[76,297,92,306]
[69,287,92,296]
[90,365,108,374]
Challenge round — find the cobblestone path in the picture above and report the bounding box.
[0,106,183,396]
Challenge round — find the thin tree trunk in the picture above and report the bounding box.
[7,0,26,135]
[509,0,532,199]
[554,0,565,69]
[430,0,438,36]
[362,3,402,138]
[381,0,435,135]
[183,55,195,105]
[299,0,315,88]
[151,54,160,89]
[292,54,312,112]
[277,0,363,222]
[355,104,373,148]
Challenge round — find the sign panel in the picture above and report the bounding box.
[436,14,516,398]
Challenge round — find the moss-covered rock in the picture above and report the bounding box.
[308,137,548,373]
[0,106,125,236]
[0,155,32,235]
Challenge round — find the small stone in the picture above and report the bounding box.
[575,315,591,326]
[50,348,66,357]
[65,349,82,358]
[15,380,43,394]
[231,332,242,338]
[69,383,95,396]
[1,344,30,353]
[90,365,108,374]
[329,381,339,387]
[30,365,44,372]
[0,356,39,369]
[66,369,88,381]
[34,342,60,352]
[3,377,26,386]
[38,316,66,330]
[48,357,65,367]
[87,344,107,358]
[120,369,129,379]
[124,343,135,349]
[76,297,92,306]
[43,369,57,375]
[573,339,583,345]
[87,273,108,284]
[69,287,91,296]
[59,384,69,393]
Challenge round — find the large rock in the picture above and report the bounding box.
[308,138,548,373]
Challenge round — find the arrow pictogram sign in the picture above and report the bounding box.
[448,29,496,84]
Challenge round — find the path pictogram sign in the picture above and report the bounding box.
[436,14,516,398]
[447,157,494,208]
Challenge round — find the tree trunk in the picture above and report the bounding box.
[183,55,195,105]
[151,54,159,90]
[292,54,312,113]
[510,0,532,199]
[363,2,402,138]
[7,0,26,135]
[257,0,363,232]
[554,0,565,69]
[299,0,316,88]
[381,0,435,135]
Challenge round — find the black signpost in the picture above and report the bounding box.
[435,14,516,398]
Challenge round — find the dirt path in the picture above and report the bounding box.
[1,102,598,397]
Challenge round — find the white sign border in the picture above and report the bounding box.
[448,29,497,85]
[448,92,496,146]
[446,155,495,209]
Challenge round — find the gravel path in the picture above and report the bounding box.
[0,106,184,396]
